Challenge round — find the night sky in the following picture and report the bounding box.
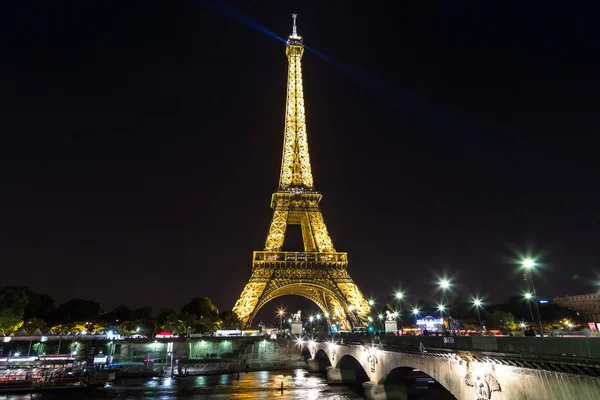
[2,1,598,317]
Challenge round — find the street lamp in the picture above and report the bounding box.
[438,279,450,309]
[309,316,314,338]
[368,299,375,306]
[412,307,420,327]
[437,305,446,332]
[524,293,536,330]
[278,309,285,332]
[522,258,544,336]
[437,304,446,322]
[473,298,483,327]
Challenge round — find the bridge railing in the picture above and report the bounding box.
[325,335,600,360]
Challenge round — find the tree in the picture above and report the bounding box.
[157,308,177,324]
[23,291,56,323]
[106,305,133,323]
[488,310,515,334]
[0,287,28,334]
[117,320,140,336]
[219,310,242,330]
[181,297,219,319]
[181,298,220,333]
[24,318,48,333]
[54,299,101,324]
[133,307,153,321]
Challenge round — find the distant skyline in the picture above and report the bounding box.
[1,1,598,312]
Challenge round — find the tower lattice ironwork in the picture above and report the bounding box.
[232,15,370,330]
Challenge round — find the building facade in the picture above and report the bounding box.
[553,290,600,323]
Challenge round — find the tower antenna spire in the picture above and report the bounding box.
[292,13,298,37]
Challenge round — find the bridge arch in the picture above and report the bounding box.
[314,348,332,371]
[336,354,370,386]
[247,283,355,329]
[300,346,312,362]
[379,366,454,399]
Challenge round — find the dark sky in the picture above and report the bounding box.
[1,1,599,316]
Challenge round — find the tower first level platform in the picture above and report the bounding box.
[234,251,370,330]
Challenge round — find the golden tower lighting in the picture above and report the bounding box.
[232,15,370,329]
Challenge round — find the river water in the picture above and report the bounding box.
[1,369,364,399]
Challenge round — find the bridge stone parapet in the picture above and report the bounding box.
[337,334,600,360]
[305,337,600,400]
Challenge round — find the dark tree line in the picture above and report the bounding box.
[0,286,241,335]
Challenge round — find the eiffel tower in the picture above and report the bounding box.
[232,15,370,330]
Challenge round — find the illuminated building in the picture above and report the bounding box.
[553,290,600,323]
[232,15,370,330]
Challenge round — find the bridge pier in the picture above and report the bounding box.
[363,381,394,400]
[307,359,320,373]
[326,366,344,384]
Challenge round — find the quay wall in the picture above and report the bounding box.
[1,337,302,363]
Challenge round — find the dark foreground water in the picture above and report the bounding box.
[1,369,363,399]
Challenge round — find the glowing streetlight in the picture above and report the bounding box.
[277,309,285,331]
[524,292,536,330]
[437,304,446,318]
[520,322,527,329]
[522,258,535,269]
[378,314,384,321]
[472,298,483,327]
[438,279,451,322]
[395,292,404,300]
[368,299,375,306]
[367,316,373,322]
[411,306,420,324]
[521,258,544,336]
[309,316,314,338]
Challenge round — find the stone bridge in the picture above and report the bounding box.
[301,335,600,400]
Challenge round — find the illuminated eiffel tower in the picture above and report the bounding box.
[232,15,370,330]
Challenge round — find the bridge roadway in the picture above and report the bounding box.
[301,335,600,400]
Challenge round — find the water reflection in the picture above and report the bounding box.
[1,369,363,399]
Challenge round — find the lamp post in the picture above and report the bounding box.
[315,314,321,335]
[522,259,544,336]
[439,280,450,303]
[412,307,420,332]
[278,310,285,332]
[524,293,536,330]
[473,299,483,327]
[395,291,404,318]
[437,305,446,333]
[309,316,314,339]
[438,279,450,330]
